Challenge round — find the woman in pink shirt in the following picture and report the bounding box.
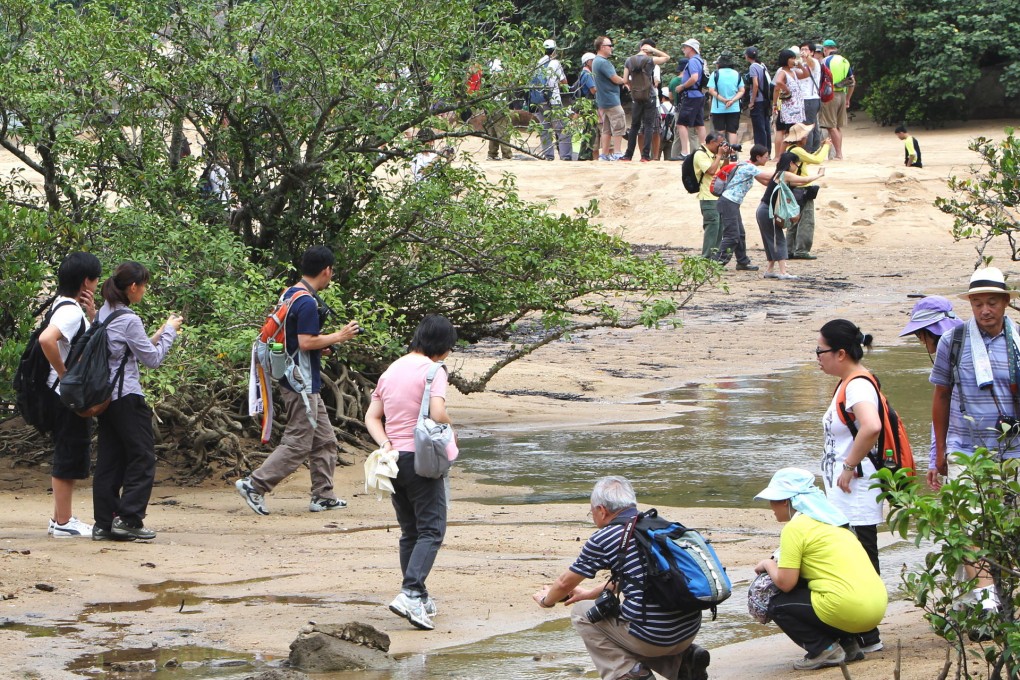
[365,315,457,631]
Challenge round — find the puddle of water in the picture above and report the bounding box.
[81,578,321,617]
[458,346,937,509]
[0,621,81,637]
[66,645,255,678]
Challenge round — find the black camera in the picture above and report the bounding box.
[585,589,621,623]
[730,143,743,152]
[996,414,1020,443]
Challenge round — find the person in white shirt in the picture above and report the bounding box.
[38,252,102,538]
[799,42,823,152]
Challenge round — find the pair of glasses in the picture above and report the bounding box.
[815,348,836,356]
[602,43,613,48]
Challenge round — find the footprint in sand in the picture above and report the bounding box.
[827,200,847,212]
[853,219,873,226]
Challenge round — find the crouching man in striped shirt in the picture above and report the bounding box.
[533,476,711,680]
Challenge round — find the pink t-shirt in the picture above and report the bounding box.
[372,353,450,454]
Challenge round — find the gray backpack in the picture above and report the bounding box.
[413,362,455,478]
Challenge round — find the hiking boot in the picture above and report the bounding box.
[840,638,865,662]
[423,596,438,618]
[52,517,93,539]
[236,478,269,515]
[112,518,155,541]
[677,644,710,680]
[309,496,347,512]
[618,663,653,679]
[793,643,845,670]
[736,263,760,271]
[388,592,434,630]
[92,525,135,542]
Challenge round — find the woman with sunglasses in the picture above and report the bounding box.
[898,296,964,489]
[815,318,886,653]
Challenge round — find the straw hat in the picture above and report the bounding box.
[958,267,1020,299]
[784,123,815,144]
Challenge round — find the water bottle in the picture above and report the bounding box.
[269,342,287,378]
[883,448,897,470]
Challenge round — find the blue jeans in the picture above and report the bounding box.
[392,451,448,597]
[537,103,572,160]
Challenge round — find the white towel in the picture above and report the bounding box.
[968,317,1020,388]
[364,448,399,499]
[248,343,263,415]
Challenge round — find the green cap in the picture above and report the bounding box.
[822,39,837,47]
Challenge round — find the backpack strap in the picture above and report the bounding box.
[95,308,135,400]
[948,323,966,414]
[834,370,888,473]
[419,361,447,419]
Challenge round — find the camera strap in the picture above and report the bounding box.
[608,514,639,588]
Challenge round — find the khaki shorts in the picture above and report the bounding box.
[599,105,626,137]
[818,91,847,129]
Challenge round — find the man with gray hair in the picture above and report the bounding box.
[533,476,710,680]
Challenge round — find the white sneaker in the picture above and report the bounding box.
[47,518,55,535]
[859,641,884,653]
[793,643,845,670]
[236,478,269,515]
[388,592,434,630]
[52,517,93,538]
[423,596,438,618]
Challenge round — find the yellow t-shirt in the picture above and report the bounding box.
[778,513,887,633]
[693,147,718,201]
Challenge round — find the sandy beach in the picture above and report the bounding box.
[1,116,1013,678]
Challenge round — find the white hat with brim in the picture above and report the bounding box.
[753,467,817,501]
[581,52,596,66]
[682,39,701,54]
[958,267,1020,299]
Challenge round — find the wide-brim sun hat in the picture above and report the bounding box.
[958,267,1020,300]
[785,123,815,143]
[899,296,963,337]
[754,468,818,501]
[682,39,701,54]
[581,52,596,66]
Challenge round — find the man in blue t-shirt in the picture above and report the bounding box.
[674,38,707,159]
[591,36,627,161]
[533,476,709,679]
[237,246,361,515]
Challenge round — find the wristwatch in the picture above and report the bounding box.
[842,463,855,472]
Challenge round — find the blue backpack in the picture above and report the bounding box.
[613,508,732,618]
[528,58,553,106]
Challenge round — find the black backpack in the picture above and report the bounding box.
[681,147,707,194]
[12,300,84,434]
[59,309,132,417]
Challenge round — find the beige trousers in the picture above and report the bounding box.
[251,390,338,499]
[570,600,694,679]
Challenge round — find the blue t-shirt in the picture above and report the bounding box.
[682,56,705,99]
[709,68,741,114]
[721,162,762,204]
[592,56,621,108]
[280,286,325,394]
[577,68,596,99]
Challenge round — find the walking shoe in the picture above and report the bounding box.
[736,263,760,271]
[52,517,93,538]
[236,478,269,515]
[610,153,625,161]
[640,157,651,163]
[777,273,800,280]
[486,156,501,161]
[388,592,434,630]
[423,596,438,618]
[763,271,779,279]
[618,156,633,162]
[793,643,845,670]
[47,518,55,535]
[840,638,865,662]
[598,154,614,161]
[112,518,156,541]
[309,496,347,512]
[618,662,653,679]
[859,640,884,653]
[92,525,135,542]
[677,644,710,680]
[790,252,818,260]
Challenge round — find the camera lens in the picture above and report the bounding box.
[731,143,743,152]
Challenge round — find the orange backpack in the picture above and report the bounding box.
[259,287,311,347]
[835,371,915,476]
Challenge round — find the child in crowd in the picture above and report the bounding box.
[894,125,922,168]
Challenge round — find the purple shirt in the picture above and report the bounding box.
[98,302,178,401]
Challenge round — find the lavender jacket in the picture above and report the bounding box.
[97,302,178,401]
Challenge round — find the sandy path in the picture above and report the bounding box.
[2,117,1014,678]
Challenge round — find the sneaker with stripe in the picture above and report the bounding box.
[52,517,92,538]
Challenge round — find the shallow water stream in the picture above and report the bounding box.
[33,347,939,678]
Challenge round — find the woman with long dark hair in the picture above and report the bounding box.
[771,49,807,157]
[815,319,886,652]
[92,262,182,541]
[754,151,824,280]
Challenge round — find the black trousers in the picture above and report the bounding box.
[391,452,448,597]
[850,524,882,647]
[94,394,156,530]
[624,98,658,160]
[770,583,855,657]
